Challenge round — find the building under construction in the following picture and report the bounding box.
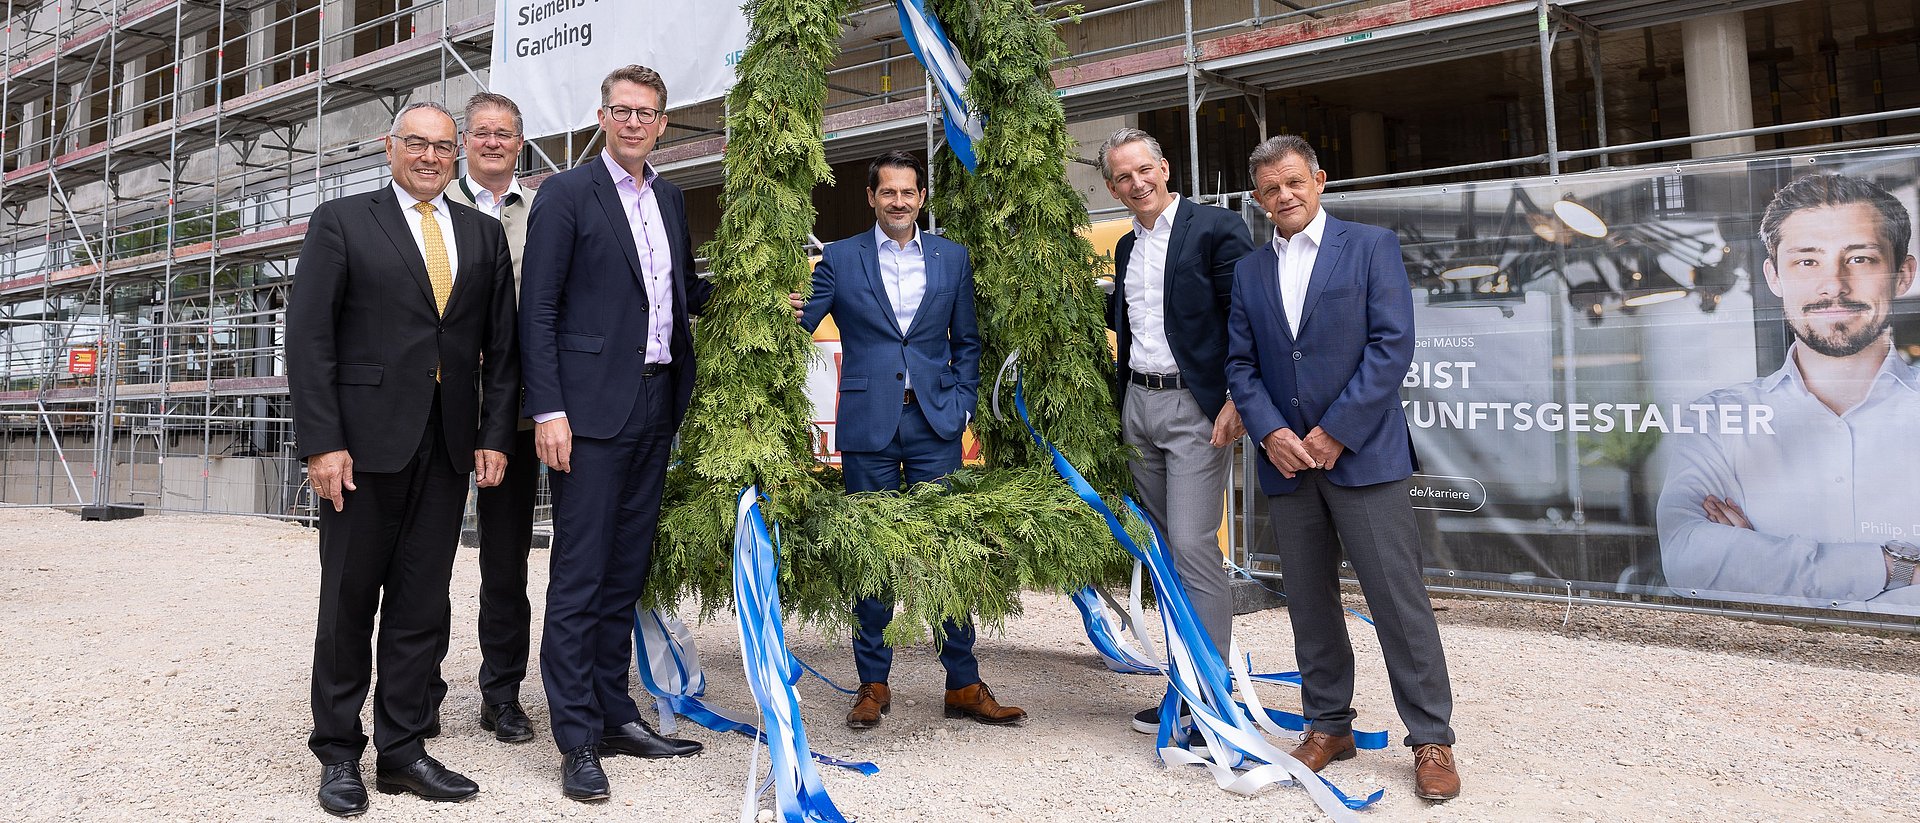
[1,0,1914,528]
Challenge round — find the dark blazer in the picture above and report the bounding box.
[800,228,981,452]
[288,186,519,474]
[1106,198,1254,421]
[518,158,713,438]
[1226,213,1419,495]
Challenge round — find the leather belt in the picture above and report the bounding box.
[1129,371,1185,390]
[640,363,669,377]
[903,388,918,405]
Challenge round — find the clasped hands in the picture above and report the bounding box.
[1261,426,1344,479]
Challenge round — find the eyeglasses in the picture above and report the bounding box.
[603,105,663,124]
[466,130,522,144]
[394,134,456,159]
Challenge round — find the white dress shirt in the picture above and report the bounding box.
[875,223,927,389]
[1122,195,1181,375]
[1273,206,1327,336]
[459,174,524,220]
[391,181,458,280]
[1657,343,1920,605]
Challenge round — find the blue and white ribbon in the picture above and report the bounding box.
[731,487,862,823]
[893,0,985,172]
[1069,569,1159,674]
[1003,367,1385,820]
[633,608,877,775]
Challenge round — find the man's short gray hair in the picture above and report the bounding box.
[389,101,455,136]
[1095,127,1165,182]
[464,92,524,136]
[1248,134,1320,181]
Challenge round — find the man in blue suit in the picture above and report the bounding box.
[1225,135,1460,801]
[520,65,710,802]
[790,151,1024,730]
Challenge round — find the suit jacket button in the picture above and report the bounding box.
[896,373,904,380]
[1292,350,1302,360]
[1291,398,1300,407]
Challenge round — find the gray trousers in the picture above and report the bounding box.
[1122,382,1234,659]
[1263,471,1455,747]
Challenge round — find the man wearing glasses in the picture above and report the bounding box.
[291,101,519,815]
[435,91,541,747]
[520,65,713,802]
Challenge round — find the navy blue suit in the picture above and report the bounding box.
[1107,199,1253,421]
[1226,214,1418,494]
[800,226,984,688]
[519,156,712,753]
[1225,212,1454,748]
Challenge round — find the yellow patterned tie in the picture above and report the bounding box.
[415,201,453,315]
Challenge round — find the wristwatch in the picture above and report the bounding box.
[1883,540,1920,590]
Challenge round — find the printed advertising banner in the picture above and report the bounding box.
[488,0,749,138]
[1312,145,1920,619]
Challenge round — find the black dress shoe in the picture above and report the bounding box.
[317,760,368,817]
[598,720,703,759]
[373,755,479,802]
[561,745,611,802]
[481,701,535,743]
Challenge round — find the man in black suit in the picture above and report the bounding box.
[1098,128,1254,734]
[520,64,712,802]
[289,100,519,816]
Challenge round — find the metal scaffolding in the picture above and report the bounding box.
[1,0,1915,525]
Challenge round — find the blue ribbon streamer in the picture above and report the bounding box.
[1068,586,1160,674]
[633,610,877,776]
[733,488,859,822]
[893,0,983,172]
[1008,376,1384,812]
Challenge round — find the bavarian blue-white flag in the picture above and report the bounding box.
[894,0,984,172]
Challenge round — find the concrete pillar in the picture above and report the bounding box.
[22,98,45,162]
[1349,110,1387,179]
[178,33,208,111]
[1067,114,1137,214]
[247,5,274,91]
[323,0,352,65]
[117,54,145,133]
[1682,12,1755,159]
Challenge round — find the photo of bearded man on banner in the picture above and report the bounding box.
[1657,172,1920,612]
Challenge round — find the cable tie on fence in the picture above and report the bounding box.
[1561,580,1575,630]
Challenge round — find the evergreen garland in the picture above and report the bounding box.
[926,0,1131,496]
[651,0,1134,644]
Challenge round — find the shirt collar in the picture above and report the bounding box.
[390,180,450,216]
[1272,206,1328,253]
[461,174,523,206]
[1765,340,1920,395]
[1132,194,1181,237]
[600,150,656,194]
[872,222,921,252]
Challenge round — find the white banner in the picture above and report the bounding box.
[488,0,749,139]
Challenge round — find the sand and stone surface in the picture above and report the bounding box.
[2,506,1916,822]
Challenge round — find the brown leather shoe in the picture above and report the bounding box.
[943,682,1026,725]
[1287,731,1357,772]
[1413,743,1460,801]
[846,683,891,730]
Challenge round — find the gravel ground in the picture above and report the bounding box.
[1,506,1916,822]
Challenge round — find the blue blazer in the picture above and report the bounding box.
[1225,213,1419,495]
[800,228,982,453]
[519,158,713,438]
